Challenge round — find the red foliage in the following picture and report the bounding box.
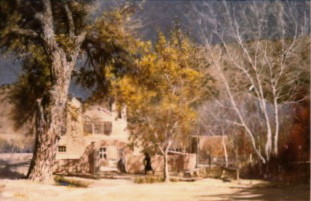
[280,100,310,163]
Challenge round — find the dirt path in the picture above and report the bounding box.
[0,178,309,201]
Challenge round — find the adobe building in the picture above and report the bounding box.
[54,97,136,175]
[54,97,196,176]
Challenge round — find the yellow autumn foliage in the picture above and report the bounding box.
[112,30,211,152]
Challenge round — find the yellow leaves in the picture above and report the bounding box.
[114,31,207,108]
[138,54,156,70]
[104,65,116,80]
[113,75,157,112]
[110,29,211,148]
[155,32,167,52]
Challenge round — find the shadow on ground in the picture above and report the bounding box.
[0,160,28,179]
[199,183,310,201]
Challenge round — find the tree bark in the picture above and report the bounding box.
[27,50,74,182]
[25,0,86,182]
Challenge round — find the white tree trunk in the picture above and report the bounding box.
[222,134,228,167]
[163,149,170,182]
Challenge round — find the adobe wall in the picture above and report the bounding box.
[125,154,197,174]
[54,139,197,175]
[54,142,95,175]
[54,140,131,175]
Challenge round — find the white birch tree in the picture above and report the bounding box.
[193,0,310,163]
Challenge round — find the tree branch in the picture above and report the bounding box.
[63,2,75,38]
[75,31,87,47]
[36,0,57,50]
[10,28,38,38]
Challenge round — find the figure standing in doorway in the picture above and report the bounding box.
[143,153,154,175]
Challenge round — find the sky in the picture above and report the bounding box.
[0,0,309,99]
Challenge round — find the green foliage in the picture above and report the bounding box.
[0,0,91,54]
[0,1,142,129]
[9,45,51,130]
[76,5,145,96]
[0,0,92,130]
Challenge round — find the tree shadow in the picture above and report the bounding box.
[199,183,310,201]
[0,161,28,179]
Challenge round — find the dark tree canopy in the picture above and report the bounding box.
[0,0,143,130]
[0,0,144,182]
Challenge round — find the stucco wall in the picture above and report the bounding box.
[125,154,197,174]
[55,144,197,176]
[54,140,131,175]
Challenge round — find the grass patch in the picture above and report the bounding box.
[134,176,164,184]
[134,176,184,184]
[54,176,91,188]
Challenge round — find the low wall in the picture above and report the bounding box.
[54,140,197,175]
[54,140,130,175]
[54,143,95,175]
[125,154,197,174]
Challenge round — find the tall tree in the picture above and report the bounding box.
[113,30,211,182]
[0,0,141,182]
[193,0,310,163]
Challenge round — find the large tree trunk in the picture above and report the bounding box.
[163,149,170,182]
[27,51,73,182]
[24,0,85,182]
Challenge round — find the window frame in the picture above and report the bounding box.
[103,122,112,135]
[58,146,66,153]
[99,147,107,159]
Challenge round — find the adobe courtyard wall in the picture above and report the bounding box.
[55,143,197,176]
[125,154,197,174]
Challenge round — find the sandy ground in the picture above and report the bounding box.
[0,154,309,201]
[0,178,309,201]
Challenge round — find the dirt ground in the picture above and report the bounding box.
[0,154,309,201]
[0,177,309,201]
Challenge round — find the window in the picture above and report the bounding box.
[83,123,93,134]
[103,122,112,135]
[99,147,107,159]
[94,123,103,134]
[58,146,66,152]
